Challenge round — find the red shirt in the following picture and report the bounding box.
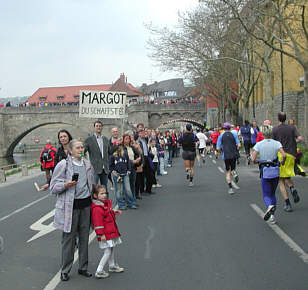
[210,131,220,144]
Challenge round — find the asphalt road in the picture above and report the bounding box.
[0,154,308,290]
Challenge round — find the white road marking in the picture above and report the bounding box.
[27,209,56,243]
[43,231,97,290]
[250,203,308,264]
[144,226,155,260]
[218,166,224,173]
[212,160,217,164]
[0,194,50,222]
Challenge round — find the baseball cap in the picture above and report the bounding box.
[186,123,192,131]
[223,122,231,129]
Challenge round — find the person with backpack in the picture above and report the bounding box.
[240,120,252,164]
[217,123,241,194]
[39,139,57,184]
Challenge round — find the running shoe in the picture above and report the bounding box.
[263,205,276,221]
[228,188,235,195]
[268,215,276,224]
[189,181,194,187]
[186,169,191,180]
[234,174,239,183]
[109,265,124,273]
[152,184,157,188]
[202,158,206,164]
[283,203,293,212]
[155,184,162,188]
[95,271,109,279]
[162,171,168,175]
[291,189,300,203]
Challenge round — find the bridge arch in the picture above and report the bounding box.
[6,121,73,156]
[157,118,204,129]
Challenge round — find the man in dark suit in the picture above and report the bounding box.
[84,120,110,190]
[137,128,155,194]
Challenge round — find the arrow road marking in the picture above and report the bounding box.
[27,209,56,243]
[250,203,308,264]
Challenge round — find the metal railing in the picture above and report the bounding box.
[0,159,41,183]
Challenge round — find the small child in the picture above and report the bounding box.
[91,185,124,279]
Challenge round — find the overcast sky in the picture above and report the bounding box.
[0,0,198,98]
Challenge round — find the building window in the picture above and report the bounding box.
[299,77,304,87]
[74,95,80,99]
[57,96,64,100]
[39,96,46,101]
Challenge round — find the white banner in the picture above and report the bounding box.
[79,90,127,118]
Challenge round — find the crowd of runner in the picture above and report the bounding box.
[38,111,305,281]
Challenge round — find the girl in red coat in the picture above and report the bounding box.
[91,185,124,279]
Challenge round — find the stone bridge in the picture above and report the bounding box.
[0,103,205,157]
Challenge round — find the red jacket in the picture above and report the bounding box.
[39,144,57,169]
[91,199,120,241]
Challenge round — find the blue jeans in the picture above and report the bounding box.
[94,171,108,191]
[112,175,136,209]
[168,148,173,165]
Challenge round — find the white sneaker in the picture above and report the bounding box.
[152,184,157,188]
[228,188,235,195]
[109,265,124,273]
[162,171,168,175]
[268,215,276,224]
[167,164,171,168]
[186,169,191,180]
[95,271,109,279]
[156,184,162,188]
[189,181,194,187]
[263,205,276,221]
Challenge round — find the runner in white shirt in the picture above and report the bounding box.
[196,128,208,167]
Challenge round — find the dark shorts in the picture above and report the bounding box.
[224,159,236,171]
[182,150,196,161]
[213,143,217,150]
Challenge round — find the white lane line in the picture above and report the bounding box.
[0,194,50,222]
[43,231,97,290]
[212,160,217,164]
[144,226,155,260]
[218,166,224,173]
[250,203,308,264]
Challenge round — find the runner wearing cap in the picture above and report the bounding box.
[217,122,241,194]
[179,124,199,186]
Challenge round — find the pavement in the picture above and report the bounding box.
[0,154,308,290]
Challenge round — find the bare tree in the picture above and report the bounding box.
[218,0,308,132]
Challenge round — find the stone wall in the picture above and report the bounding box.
[248,91,305,134]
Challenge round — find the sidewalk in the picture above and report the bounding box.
[0,168,44,188]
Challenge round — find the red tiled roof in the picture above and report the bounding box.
[27,84,112,104]
[27,73,143,104]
